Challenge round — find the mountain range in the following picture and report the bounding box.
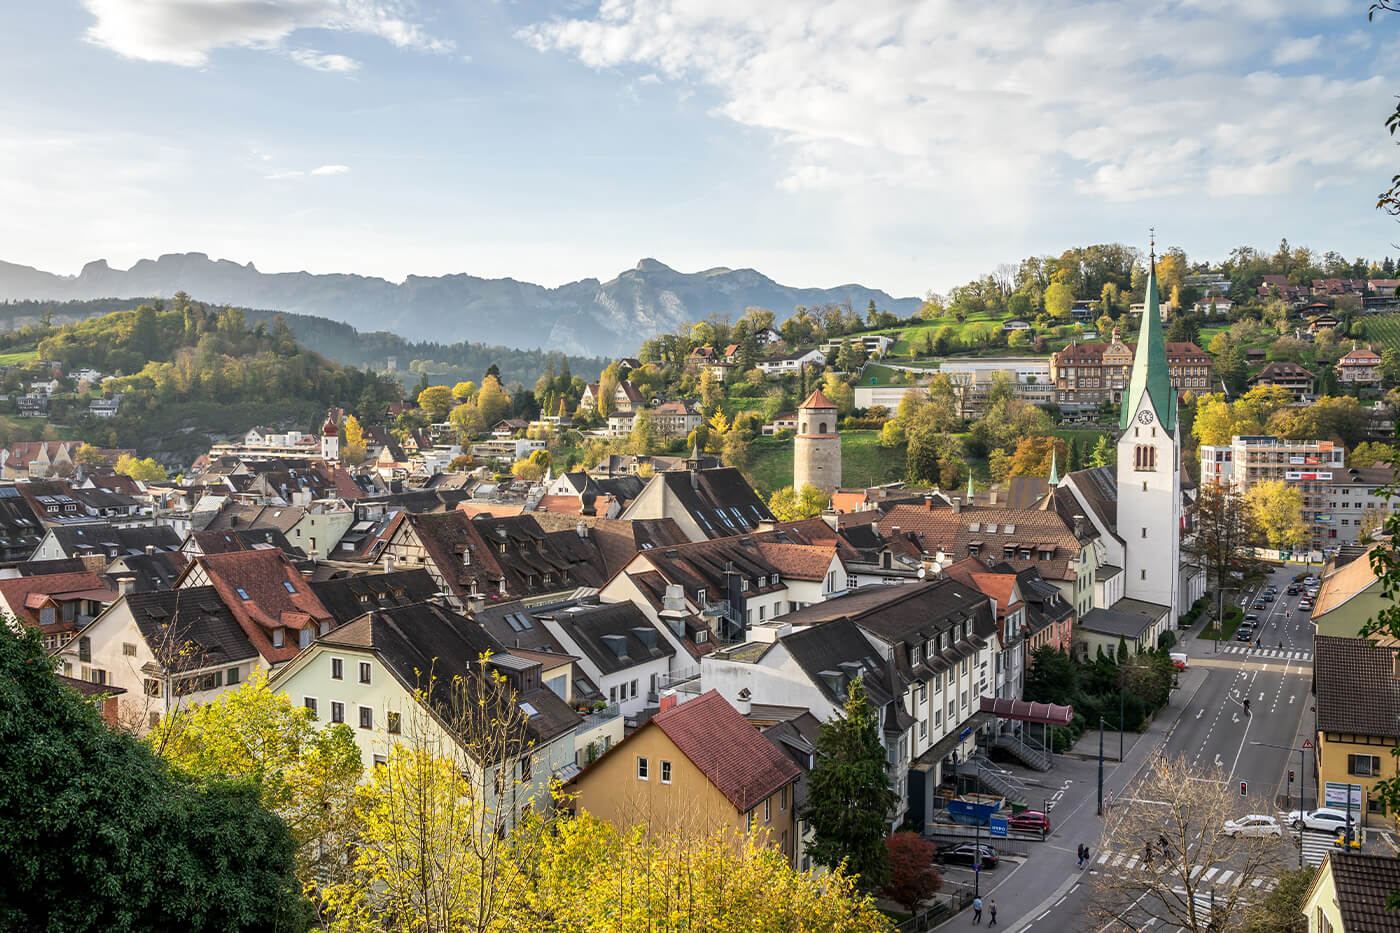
[0,253,920,357]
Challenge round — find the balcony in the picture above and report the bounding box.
[578,702,621,732]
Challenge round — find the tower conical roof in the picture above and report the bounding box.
[1048,449,1059,486]
[1120,249,1177,432]
[799,389,836,410]
[967,474,975,499]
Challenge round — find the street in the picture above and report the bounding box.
[978,564,1316,933]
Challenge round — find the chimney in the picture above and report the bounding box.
[1073,514,1085,537]
[662,583,686,613]
[384,554,396,573]
[924,495,934,511]
[736,687,752,716]
[576,521,587,538]
[144,544,155,556]
[989,488,998,505]
[659,689,678,712]
[950,497,962,514]
[890,526,900,537]
[116,576,135,596]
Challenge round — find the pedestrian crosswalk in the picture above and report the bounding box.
[1300,830,1355,867]
[1088,848,1278,891]
[1215,645,1312,662]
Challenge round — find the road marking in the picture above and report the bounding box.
[1197,708,1205,719]
[1214,753,1223,768]
[1217,870,1234,884]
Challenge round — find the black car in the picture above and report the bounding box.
[1287,586,1300,595]
[937,844,998,868]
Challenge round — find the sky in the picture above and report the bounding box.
[1,0,1398,299]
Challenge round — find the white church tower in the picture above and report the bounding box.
[1116,241,1182,620]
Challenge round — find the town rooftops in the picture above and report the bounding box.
[1314,636,1400,739]
[180,548,334,664]
[123,586,259,672]
[541,601,675,675]
[309,569,441,624]
[799,389,836,410]
[1312,548,1380,618]
[1315,852,1400,933]
[636,466,776,538]
[46,523,180,558]
[0,571,113,628]
[649,690,801,812]
[1077,599,1169,639]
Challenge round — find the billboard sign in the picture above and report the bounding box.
[1286,471,1333,481]
[1324,782,1364,809]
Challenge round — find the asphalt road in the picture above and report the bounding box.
[995,564,1316,933]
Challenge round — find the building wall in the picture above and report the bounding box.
[1313,589,1386,638]
[1117,400,1182,620]
[1315,728,1399,824]
[288,510,355,561]
[1302,868,1345,933]
[571,725,797,865]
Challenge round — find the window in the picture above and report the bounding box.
[637,756,649,780]
[631,679,639,698]
[661,760,672,784]
[272,628,284,648]
[330,701,344,724]
[1134,445,1156,471]
[299,628,312,649]
[226,666,240,685]
[1141,569,1147,580]
[122,642,137,657]
[78,636,90,662]
[610,686,617,703]
[1141,527,1147,539]
[143,677,161,697]
[332,658,344,680]
[1349,754,1383,777]
[765,798,771,822]
[283,581,296,594]
[304,697,318,718]
[780,786,787,811]
[911,645,921,665]
[520,754,532,781]
[358,706,373,730]
[359,661,372,684]
[387,711,401,734]
[696,588,707,605]
[373,754,387,768]
[236,587,249,600]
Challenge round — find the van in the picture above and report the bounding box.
[1169,652,1188,670]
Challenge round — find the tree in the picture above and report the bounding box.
[882,832,942,913]
[418,385,454,421]
[1245,480,1308,550]
[698,367,724,415]
[1348,441,1399,468]
[114,453,168,482]
[596,365,620,417]
[149,672,363,894]
[768,484,830,521]
[1088,435,1115,468]
[73,442,107,472]
[452,380,478,401]
[629,408,658,456]
[0,626,308,932]
[1006,436,1067,477]
[1044,280,1075,318]
[1184,481,1261,617]
[879,420,906,448]
[821,372,855,415]
[805,678,899,889]
[1360,507,1390,542]
[721,430,749,471]
[449,401,485,441]
[340,414,367,465]
[1091,755,1285,933]
[512,813,889,932]
[1241,865,1315,933]
[476,375,511,426]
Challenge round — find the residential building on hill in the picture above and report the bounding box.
[1049,330,1211,413]
[1338,346,1384,385]
[569,689,801,865]
[1248,361,1315,399]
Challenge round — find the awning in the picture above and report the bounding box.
[979,697,1074,726]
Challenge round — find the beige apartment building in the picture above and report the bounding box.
[1049,330,1211,412]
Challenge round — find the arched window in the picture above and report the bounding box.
[1134,445,1156,472]
[819,422,827,433]
[801,422,808,433]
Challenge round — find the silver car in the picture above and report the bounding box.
[1222,814,1282,838]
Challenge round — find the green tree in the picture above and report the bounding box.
[452,380,478,401]
[418,385,455,421]
[449,401,485,441]
[629,408,658,455]
[476,375,511,426]
[0,627,308,931]
[1241,865,1314,933]
[804,678,900,889]
[150,672,362,893]
[1044,280,1075,318]
[768,484,830,520]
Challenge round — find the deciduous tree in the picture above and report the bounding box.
[883,832,942,913]
[418,385,455,421]
[115,453,168,482]
[768,484,830,521]
[476,375,511,426]
[1245,480,1308,550]
[340,414,366,465]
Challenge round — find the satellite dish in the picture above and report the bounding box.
[917,567,927,579]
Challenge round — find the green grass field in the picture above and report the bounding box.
[1361,314,1400,352]
[747,430,906,496]
[0,349,38,365]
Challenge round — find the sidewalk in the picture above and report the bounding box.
[937,666,1209,933]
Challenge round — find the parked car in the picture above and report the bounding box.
[937,844,998,868]
[1223,815,1283,838]
[1008,811,1051,833]
[1286,808,1353,832]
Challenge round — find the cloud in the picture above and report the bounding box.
[290,49,361,72]
[81,0,453,68]
[519,1,1392,226]
[1272,35,1322,65]
[265,170,305,180]
[310,164,351,175]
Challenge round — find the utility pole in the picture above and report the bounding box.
[975,812,982,898]
[1119,685,1125,762]
[1097,716,1105,816]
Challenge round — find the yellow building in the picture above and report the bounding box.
[569,689,801,865]
[1313,636,1400,825]
[1304,852,1400,932]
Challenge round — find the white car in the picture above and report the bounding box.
[1286,808,1353,832]
[1223,815,1282,838]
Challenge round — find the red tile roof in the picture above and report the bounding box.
[652,690,801,812]
[0,571,111,629]
[184,549,333,664]
[800,389,835,410]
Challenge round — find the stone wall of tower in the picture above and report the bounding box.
[794,432,841,492]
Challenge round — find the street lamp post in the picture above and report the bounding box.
[1119,686,1125,762]
[1097,716,1105,816]
[1251,740,1308,868]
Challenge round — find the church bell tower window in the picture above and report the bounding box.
[1134,446,1156,472]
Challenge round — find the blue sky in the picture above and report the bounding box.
[1,1,1398,299]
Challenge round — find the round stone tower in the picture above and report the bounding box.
[793,389,841,492]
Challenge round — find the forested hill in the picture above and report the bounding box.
[33,302,402,459]
[0,298,608,388]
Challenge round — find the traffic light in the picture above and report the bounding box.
[1289,770,1295,783]
[1240,781,1248,796]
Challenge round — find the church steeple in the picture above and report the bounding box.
[1048,449,1059,486]
[1119,235,1177,432]
[966,474,975,500]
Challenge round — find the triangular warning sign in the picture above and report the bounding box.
[1302,739,1314,749]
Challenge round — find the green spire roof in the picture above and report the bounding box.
[967,474,975,499]
[1119,251,1177,432]
[1048,449,1059,486]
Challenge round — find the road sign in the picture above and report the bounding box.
[989,818,1008,838]
[1302,739,1314,750]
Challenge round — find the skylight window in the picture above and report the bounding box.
[283,581,296,594]
[236,588,249,600]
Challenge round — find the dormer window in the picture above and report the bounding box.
[741,579,749,592]
[758,575,767,587]
[696,588,707,606]
[272,628,285,648]
[772,571,779,584]
[463,549,471,566]
[236,587,250,600]
[911,645,921,665]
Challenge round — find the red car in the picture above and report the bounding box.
[1008,810,1051,833]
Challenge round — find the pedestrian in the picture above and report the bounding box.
[1158,834,1170,857]
[1077,843,1085,869]
[988,899,998,926]
[972,895,983,924]
[1143,842,1152,864]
